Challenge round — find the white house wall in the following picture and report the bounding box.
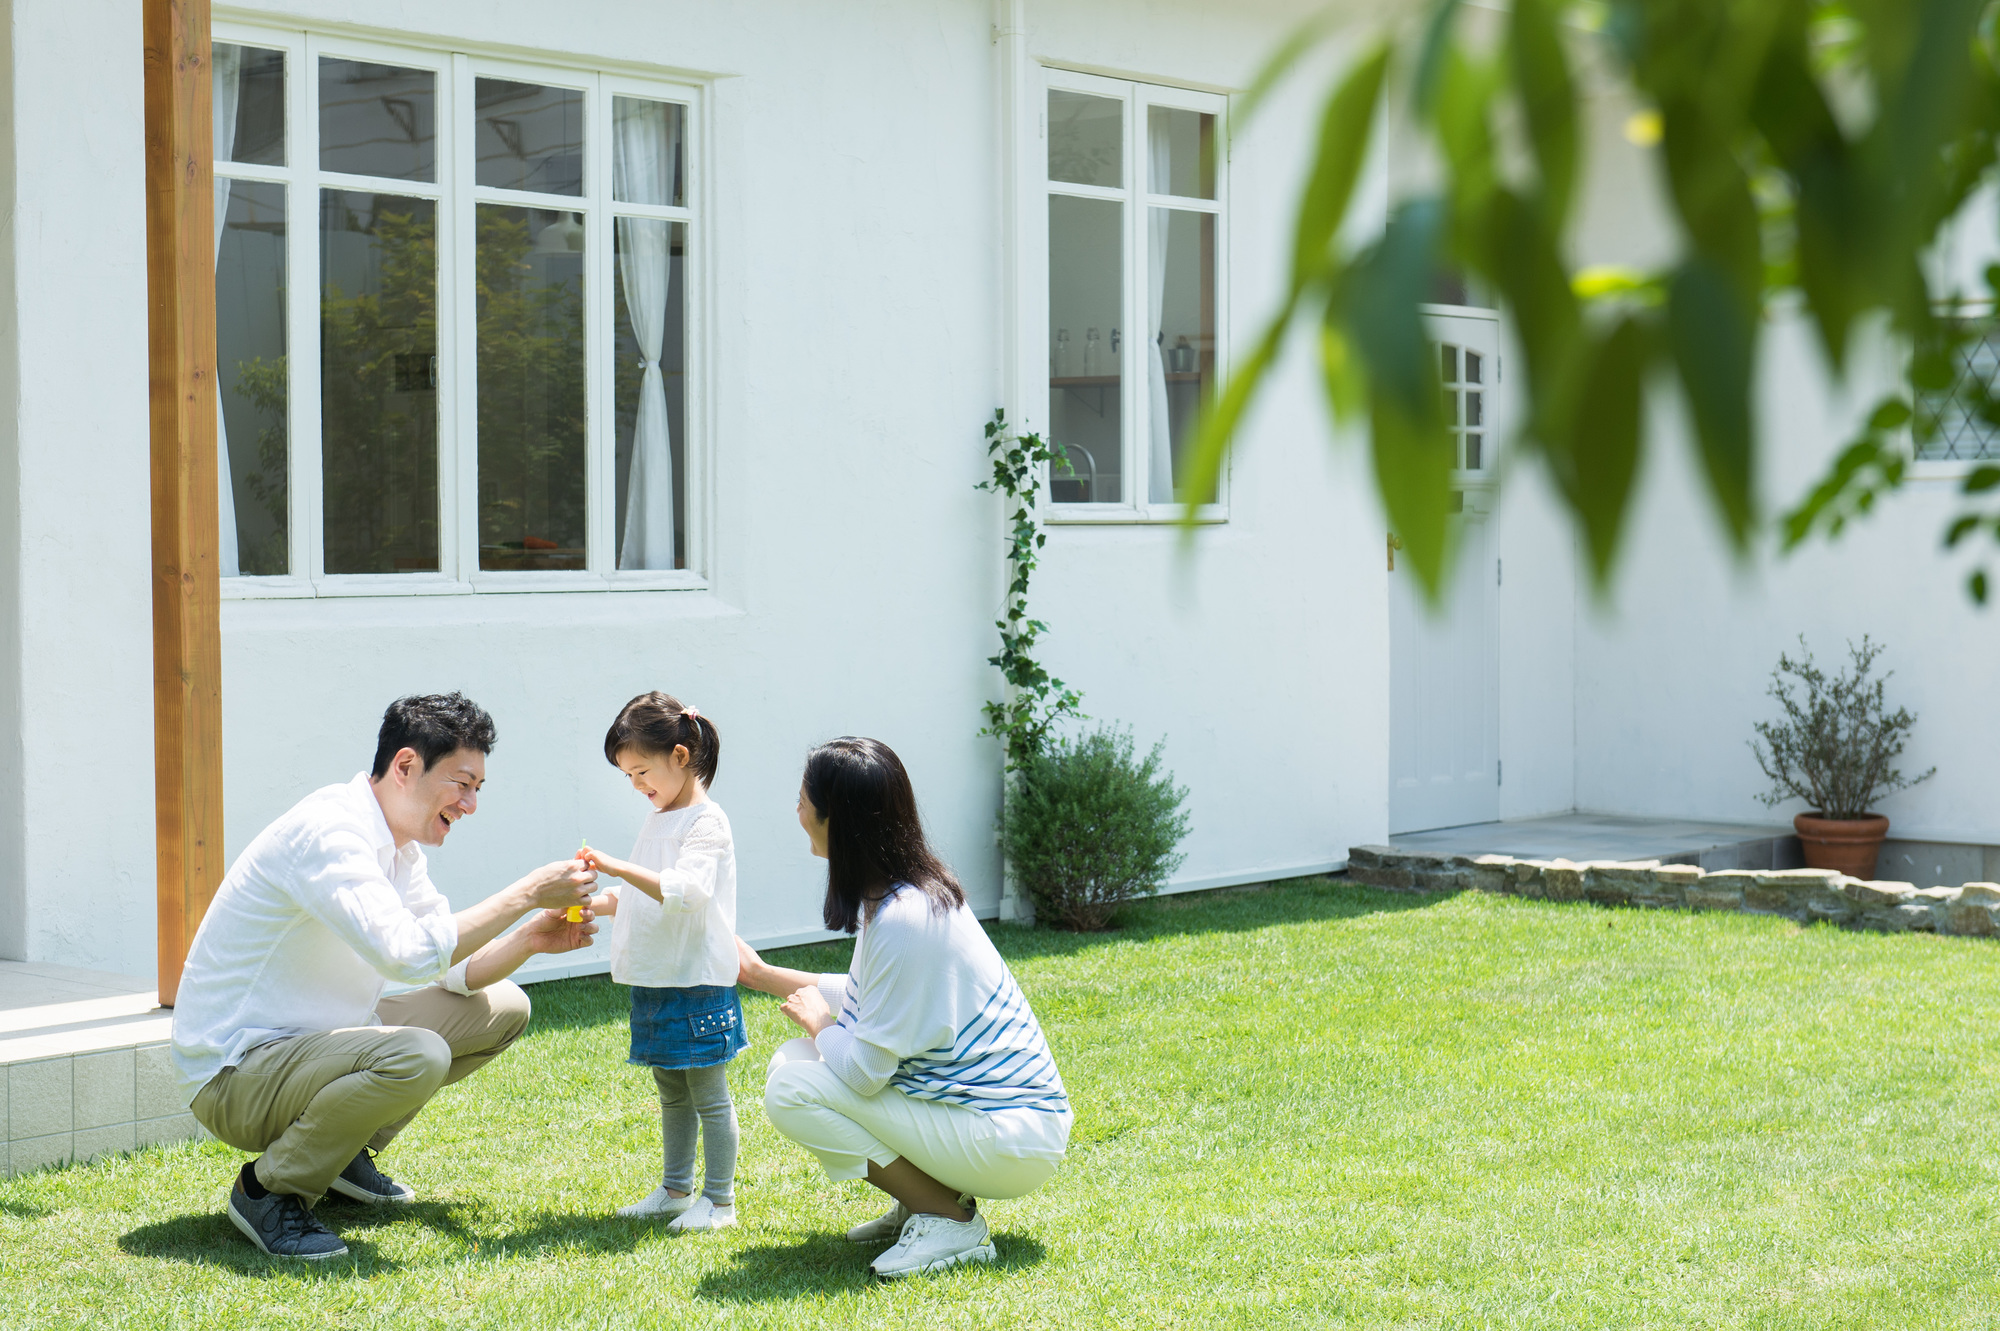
[0,0,159,975]
[4,0,1386,982]
[1568,90,2000,850]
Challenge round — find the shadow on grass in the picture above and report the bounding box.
[693,1231,1048,1302]
[117,1198,483,1274]
[532,877,1444,1021]
[0,1195,51,1219]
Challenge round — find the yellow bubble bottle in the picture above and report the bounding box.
[569,840,588,922]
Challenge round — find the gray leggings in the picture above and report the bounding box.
[654,1063,738,1207]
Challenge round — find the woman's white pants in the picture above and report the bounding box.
[763,1037,1057,1201]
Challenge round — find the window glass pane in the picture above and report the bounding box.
[1150,208,1214,504]
[613,218,686,568]
[1147,106,1213,199]
[612,97,687,207]
[217,180,287,575]
[319,58,436,182]
[1049,195,1122,503]
[320,190,439,573]
[216,44,284,166]
[477,206,587,570]
[475,79,584,196]
[1048,90,1121,188]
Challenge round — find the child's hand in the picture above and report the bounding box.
[588,891,617,917]
[582,849,637,883]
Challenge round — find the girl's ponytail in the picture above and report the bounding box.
[605,692,721,787]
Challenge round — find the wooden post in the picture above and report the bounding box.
[144,0,222,1007]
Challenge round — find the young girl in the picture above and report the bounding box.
[582,692,746,1231]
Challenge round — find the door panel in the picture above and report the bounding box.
[1389,313,1501,834]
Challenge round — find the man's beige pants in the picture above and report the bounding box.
[191,981,531,1204]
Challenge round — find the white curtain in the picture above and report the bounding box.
[1146,114,1174,507]
[213,44,242,576]
[613,100,677,570]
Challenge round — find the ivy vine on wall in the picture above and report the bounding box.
[978,409,1084,768]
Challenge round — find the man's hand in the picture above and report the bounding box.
[521,858,597,912]
[519,906,598,956]
[780,983,835,1036]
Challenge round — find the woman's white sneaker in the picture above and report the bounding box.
[616,1186,693,1219]
[667,1196,738,1232]
[869,1211,995,1279]
[846,1201,910,1243]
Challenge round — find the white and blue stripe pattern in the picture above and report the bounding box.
[866,971,1069,1115]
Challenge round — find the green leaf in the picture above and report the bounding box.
[1412,0,1464,115]
[1973,568,1989,605]
[1965,466,2000,494]
[1659,98,1764,309]
[1570,316,1650,585]
[1180,315,1288,532]
[1668,260,1757,548]
[1947,514,1981,546]
[1869,399,1913,431]
[1508,0,1578,227]
[1338,201,1454,597]
[1291,43,1391,292]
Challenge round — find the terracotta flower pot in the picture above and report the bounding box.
[1793,812,1891,880]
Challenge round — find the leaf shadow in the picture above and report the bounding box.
[691,1231,1049,1303]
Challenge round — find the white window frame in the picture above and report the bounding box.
[1036,67,1229,524]
[214,20,711,598]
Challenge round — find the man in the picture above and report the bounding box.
[170,692,598,1260]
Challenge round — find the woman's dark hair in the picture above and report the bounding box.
[604,692,720,787]
[803,737,963,933]
[371,692,497,779]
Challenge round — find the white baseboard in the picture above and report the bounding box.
[1158,860,1345,896]
[511,862,1345,988]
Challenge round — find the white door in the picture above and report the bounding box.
[1388,313,1501,834]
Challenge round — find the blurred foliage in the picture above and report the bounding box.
[1191,0,2000,603]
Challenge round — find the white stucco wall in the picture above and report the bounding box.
[6,0,1386,982]
[0,0,159,974]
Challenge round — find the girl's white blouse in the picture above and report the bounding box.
[606,800,738,989]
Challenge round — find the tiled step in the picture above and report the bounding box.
[0,963,202,1177]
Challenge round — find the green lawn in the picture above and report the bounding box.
[8,879,2000,1327]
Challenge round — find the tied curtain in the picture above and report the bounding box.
[1146,113,1173,507]
[613,100,677,570]
[214,44,242,576]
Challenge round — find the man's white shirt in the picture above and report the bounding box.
[169,773,470,1102]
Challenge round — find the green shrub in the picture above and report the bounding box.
[1004,726,1190,931]
[1749,635,1934,819]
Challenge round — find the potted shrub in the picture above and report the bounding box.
[1749,635,1934,880]
[1003,726,1190,931]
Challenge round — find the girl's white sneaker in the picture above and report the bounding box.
[616,1186,693,1219]
[869,1211,995,1279]
[668,1196,738,1232]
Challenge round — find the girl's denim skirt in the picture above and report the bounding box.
[628,983,748,1070]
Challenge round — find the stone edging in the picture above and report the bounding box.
[1346,846,2000,936]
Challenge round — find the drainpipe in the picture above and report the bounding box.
[994,0,1032,924]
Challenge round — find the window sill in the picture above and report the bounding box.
[1043,503,1228,525]
[221,570,709,599]
[1906,457,2000,484]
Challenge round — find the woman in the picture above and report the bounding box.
[737,737,1071,1280]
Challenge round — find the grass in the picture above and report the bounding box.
[7,879,2000,1327]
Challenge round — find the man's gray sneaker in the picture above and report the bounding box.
[328,1149,416,1205]
[228,1181,349,1260]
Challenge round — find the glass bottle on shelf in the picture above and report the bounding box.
[1053,327,1071,377]
[1083,327,1101,377]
